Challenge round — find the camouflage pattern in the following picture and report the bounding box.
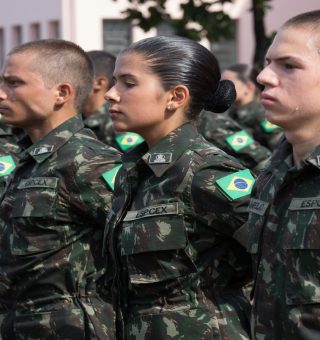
[0,115,122,339]
[227,100,283,150]
[197,110,271,173]
[106,123,253,339]
[0,124,22,195]
[82,102,116,148]
[248,136,320,339]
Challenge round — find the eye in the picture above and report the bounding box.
[284,63,295,70]
[125,82,135,88]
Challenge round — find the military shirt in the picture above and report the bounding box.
[0,115,122,339]
[248,137,320,339]
[227,100,283,151]
[198,110,272,173]
[106,123,253,339]
[83,103,116,147]
[0,125,21,195]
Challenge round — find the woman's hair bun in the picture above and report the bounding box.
[203,79,236,113]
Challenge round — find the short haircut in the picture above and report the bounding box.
[225,63,263,92]
[87,50,116,88]
[119,36,236,118]
[283,10,320,30]
[9,39,94,112]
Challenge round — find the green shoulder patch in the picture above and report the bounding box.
[215,169,255,201]
[225,130,254,151]
[260,119,280,133]
[116,132,144,151]
[0,155,16,177]
[101,165,122,191]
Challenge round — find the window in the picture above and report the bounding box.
[12,25,22,47]
[48,20,60,39]
[30,23,41,40]
[103,20,131,56]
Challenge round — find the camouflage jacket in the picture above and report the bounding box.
[0,115,122,339]
[106,123,253,339]
[82,103,115,147]
[227,100,283,151]
[0,125,22,195]
[248,136,320,339]
[197,110,271,173]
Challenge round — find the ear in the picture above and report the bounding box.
[55,82,73,106]
[167,84,189,111]
[93,76,109,91]
[245,81,256,92]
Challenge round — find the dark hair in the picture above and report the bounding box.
[9,39,94,112]
[120,35,236,119]
[225,63,263,92]
[87,50,116,89]
[283,10,320,30]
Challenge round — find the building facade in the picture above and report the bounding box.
[0,0,319,69]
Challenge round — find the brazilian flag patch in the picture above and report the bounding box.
[215,169,255,201]
[261,119,280,133]
[116,132,144,151]
[225,130,254,151]
[101,165,122,191]
[0,155,16,177]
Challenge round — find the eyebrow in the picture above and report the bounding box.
[266,55,301,63]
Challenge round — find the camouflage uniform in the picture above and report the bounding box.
[106,123,253,339]
[227,100,283,151]
[0,124,21,195]
[83,103,115,148]
[248,136,320,339]
[0,115,122,339]
[198,110,272,173]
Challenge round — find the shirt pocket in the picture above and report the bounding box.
[120,203,197,284]
[283,197,320,305]
[10,177,60,255]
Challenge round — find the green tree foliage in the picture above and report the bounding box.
[115,0,273,67]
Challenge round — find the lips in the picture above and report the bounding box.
[108,108,122,119]
[260,93,277,108]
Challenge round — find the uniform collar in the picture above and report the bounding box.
[125,123,197,177]
[19,115,84,164]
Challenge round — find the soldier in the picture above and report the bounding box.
[197,109,271,173]
[82,50,143,153]
[104,36,253,339]
[0,39,122,339]
[222,63,283,151]
[248,10,320,339]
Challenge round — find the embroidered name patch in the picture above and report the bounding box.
[249,198,269,215]
[18,177,58,189]
[0,155,16,177]
[215,169,255,201]
[289,197,320,210]
[123,202,179,221]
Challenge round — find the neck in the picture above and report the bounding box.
[286,130,320,165]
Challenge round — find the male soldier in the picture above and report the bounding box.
[248,10,320,339]
[198,110,271,173]
[0,39,122,339]
[82,50,143,152]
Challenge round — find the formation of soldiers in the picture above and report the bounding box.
[0,8,319,340]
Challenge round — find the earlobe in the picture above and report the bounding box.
[170,85,189,109]
[56,83,72,105]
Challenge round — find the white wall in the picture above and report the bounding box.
[237,0,320,64]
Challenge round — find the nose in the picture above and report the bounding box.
[104,85,120,102]
[0,85,7,101]
[257,65,278,88]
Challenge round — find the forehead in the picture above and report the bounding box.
[2,52,37,76]
[114,52,150,76]
[267,26,319,60]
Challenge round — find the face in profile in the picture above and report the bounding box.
[104,52,172,139]
[257,25,320,130]
[0,52,57,128]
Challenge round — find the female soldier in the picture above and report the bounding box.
[222,63,282,150]
[104,36,253,339]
